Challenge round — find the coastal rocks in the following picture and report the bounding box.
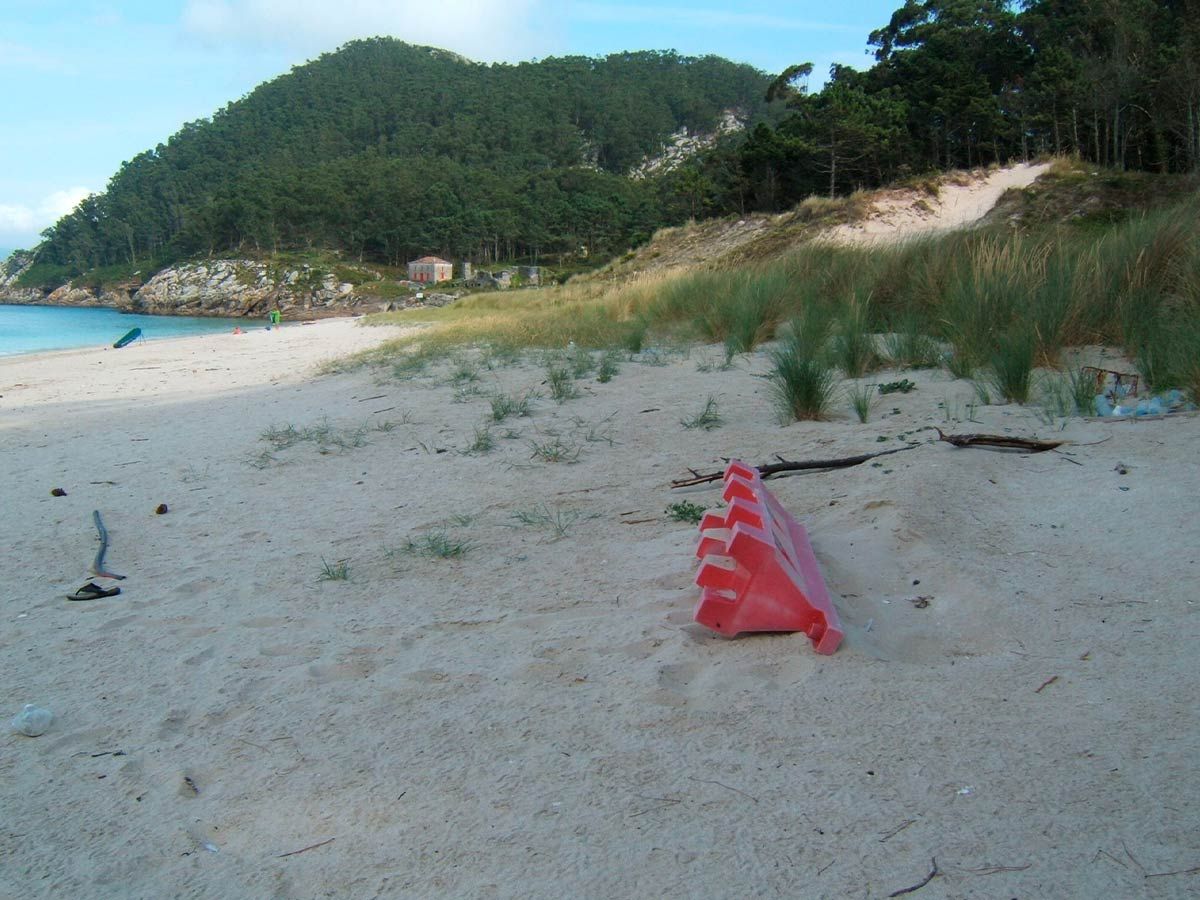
[130,260,366,318]
[45,284,108,307]
[382,292,459,312]
[1,253,420,318]
[0,251,43,304]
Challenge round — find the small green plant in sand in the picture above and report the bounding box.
[489,391,533,422]
[529,435,582,463]
[972,381,992,406]
[511,504,587,540]
[596,351,621,383]
[463,423,495,455]
[666,500,708,524]
[405,530,473,559]
[571,413,618,445]
[569,345,596,378]
[546,364,580,403]
[681,394,724,430]
[449,356,481,386]
[248,449,277,469]
[452,384,483,403]
[848,383,876,423]
[317,557,351,581]
[877,379,916,395]
[1038,369,1095,419]
[262,419,369,452]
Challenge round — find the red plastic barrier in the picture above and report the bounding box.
[693,460,844,654]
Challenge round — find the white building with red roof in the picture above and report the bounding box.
[407,256,454,284]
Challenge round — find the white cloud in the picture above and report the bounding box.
[0,187,94,245]
[181,0,558,63]
[43,187,94,220]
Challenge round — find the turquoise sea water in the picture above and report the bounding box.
[0,305,249,357]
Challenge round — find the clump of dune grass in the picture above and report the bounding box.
[568,345,596,377]
[529,435,581,463]
[343,187,1200,408]
[462,424,495,455]
[681,394,723,430]
[1136,314,1200,399]
[767,322,837,423]
[847,383,876,423]
[596,350,621,382]
[944,349,976,380]
[489,391,532,422]
[883,319,943,369]
[987,326,1038,403]
[262,419,369,452]
[693,269,789,353]
[317,558,351,581]
[448,355,481,385]
[546,363,579,403]
[1039,369,1096,419]
[510,504,587,540]
[831,295,879,377]
[405,530,473,559]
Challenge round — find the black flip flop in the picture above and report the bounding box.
[67,582,122,601]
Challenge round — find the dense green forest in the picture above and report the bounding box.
[25,0,1200,289]
[26,42,770,284]
[695,0,1200,212]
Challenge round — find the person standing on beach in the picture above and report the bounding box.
[269,308,282,329]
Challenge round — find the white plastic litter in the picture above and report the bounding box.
[11,704,53,737]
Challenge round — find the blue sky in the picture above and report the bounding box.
[0,0,901,249]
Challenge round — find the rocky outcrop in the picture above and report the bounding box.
[0,252,44,304]
[129,260,363,317]
[0,256,409,317]
[629,110,746,179]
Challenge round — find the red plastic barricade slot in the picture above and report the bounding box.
[693,460,844,654]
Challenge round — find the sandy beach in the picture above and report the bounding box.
[2,317,1198,897]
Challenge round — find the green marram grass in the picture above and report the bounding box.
[343,187,1200,407]
[767,328,837,423]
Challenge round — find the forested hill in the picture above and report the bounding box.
[30,40,770,283]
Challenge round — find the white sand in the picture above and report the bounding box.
[3,317,1198,897]
[826,162,1051,245]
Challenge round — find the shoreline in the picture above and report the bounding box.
[0,302,345,361]
[0,316,409,414]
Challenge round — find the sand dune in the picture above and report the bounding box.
[826,162,1050,245]
[2,317,1197,897]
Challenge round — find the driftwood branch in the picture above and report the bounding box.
[278,837,336,858]
[935,429,1063,452]
[671,445,919,488]
[888,857,940,897]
